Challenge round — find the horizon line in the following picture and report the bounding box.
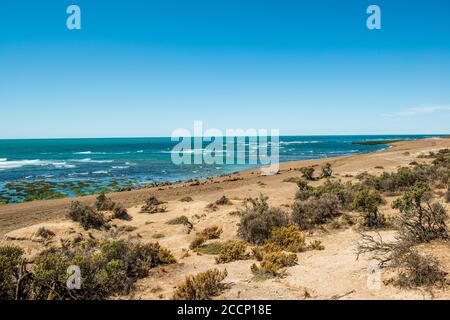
[0,133,449,141]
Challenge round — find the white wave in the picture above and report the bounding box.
[112,166,129,169]
[73,151,108,155]
[136,150,144,153]
[0,158,7,162]
[0,159,76,170]
[279,141,320,145]
[93,170,109,174]
[72,158,113,163]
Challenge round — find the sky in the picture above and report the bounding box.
[0,0,449,139]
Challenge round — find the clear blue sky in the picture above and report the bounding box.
[1,0,449,138]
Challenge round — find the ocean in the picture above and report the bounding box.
[0,135,439,203]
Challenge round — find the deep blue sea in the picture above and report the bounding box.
[0,135,439,202]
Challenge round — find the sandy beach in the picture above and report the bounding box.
[1,137,450,300]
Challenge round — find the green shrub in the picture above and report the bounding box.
[31,239,176,300]
[298,167,315,180]
[267,226,306,252]
[292,195,340,230]
[295,179,354,208]
[172,268,228,300]
[166,215,190,225]
[67,201,108,230]
[392,182,448,243]
[180,196,193,202]
[237,195,288,244]
[250,251,297,278]
[94,192,115,211]
[215,241,249,264]
[320,163,332,178]
[0,246,26,300]
[351,188,385,228]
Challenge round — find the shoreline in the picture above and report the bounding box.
[0,137,447,237]
[0,140,397,205]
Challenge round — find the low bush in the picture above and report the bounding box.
[190,226,223,250]
[166,215,190,225]
[190,236,207,250]
[94,192,115,211]
[250,251,297,278]
[357,233,447,289]
[0,239,176,300]
[112,205,131,221]
[215,241,249,264]
[35,227,55,239]
[308,240,325,251]
[393,182,448,243]
[320,163,333,178]
[172,268,228,300]
[180,196,193,202]
[292,195,341,230]
[396,250,447,288]
[298,167,315,180]
[0,246,26,300]
[199,226,223,239]
[205,203,218,211]
[67,201,108,230]
[237,195,288,244]
[267,226,306,252]
[140,196,167,214]
[351,188,385,228]
[215,196,232,205]
[295,179,355,208]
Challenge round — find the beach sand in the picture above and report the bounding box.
[1,137,450,300]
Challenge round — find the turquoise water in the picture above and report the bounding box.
[0,135,439,203]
